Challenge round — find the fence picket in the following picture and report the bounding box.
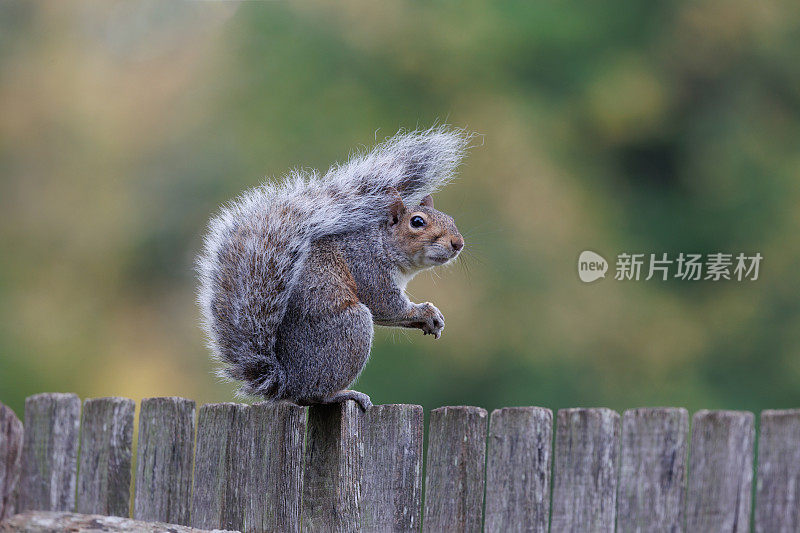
[244,402,307,533]
[133,397,195,525]
[190,402,242,530]
[755,409,800,533]
[550,408,620,533]
[422,406,488,533]
[0,402,24,520]
[360,404,424,532]
[686,410,754,533]
[17,393,81,513]
[484,407,553,533]
[617,407,689,533]
[76,397,135,517]
[302,400,364,532]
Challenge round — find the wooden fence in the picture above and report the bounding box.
[1,394,799,532]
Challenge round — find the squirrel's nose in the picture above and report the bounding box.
[451,234,464,252]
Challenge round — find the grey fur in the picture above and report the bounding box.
[197,126,471,405]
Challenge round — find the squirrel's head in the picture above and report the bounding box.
[385,188,464,271]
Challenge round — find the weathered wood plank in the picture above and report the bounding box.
[244,402,307,533]
[422,405,488,533]
[360,404,424,532]
[686,410,754,533]
[755,409,800,533]
[295,402,424,532]
[617,407,689,533]
[550,408,620,533]
[190,402,242,531]
[302,400,364,532]
[0,510,233,532]
[133,397,195,525]
[17,393,81,513]
[76,397,135,517]
[0,402,24,520]
[484,407,553,533]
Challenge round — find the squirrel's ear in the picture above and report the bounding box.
[419,194,434,208]
[388,187,406,225]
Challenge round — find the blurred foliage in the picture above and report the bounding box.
[1,0,800,419]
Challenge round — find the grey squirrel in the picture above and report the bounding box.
[197,127,472,410]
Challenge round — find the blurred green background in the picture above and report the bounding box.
[1,0,799,419]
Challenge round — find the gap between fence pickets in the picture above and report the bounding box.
[2,395,800,533]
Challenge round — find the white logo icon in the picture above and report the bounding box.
[578,251,608,283]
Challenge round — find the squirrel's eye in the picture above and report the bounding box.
[410,215,426,229]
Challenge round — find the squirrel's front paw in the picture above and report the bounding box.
[419,302,445,339]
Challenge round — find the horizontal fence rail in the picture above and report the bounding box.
[0,394,799,532]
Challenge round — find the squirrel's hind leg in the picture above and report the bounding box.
[277,237,375,410]
[319,390,373,411]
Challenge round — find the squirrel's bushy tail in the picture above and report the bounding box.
[197,126,474,398]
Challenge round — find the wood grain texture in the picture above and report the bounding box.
[617,408,689,533]
[550,408,620,533]
[301,402,423,532]
[76,397,134,517]
[190,403,243,531]
[17,393,81,513]
[191,402,306,533]
[0,510,234,532]
[484,407,552,533]
[302,401,364,533]
[133,397,195,525]
[360,404,424,532]
[422,406,488,533]
[686,410,754,533]
[244,402,307,533]
[0,402,23,520]
[755,409,800,533]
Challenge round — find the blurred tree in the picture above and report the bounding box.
[1,0,799,417]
